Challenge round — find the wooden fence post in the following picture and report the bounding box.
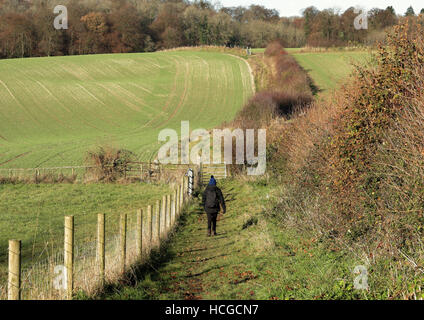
[147,206,153,253]
[181,181,184,209]
[155,201,160,247]
[151,204,157,247]
[97,214,105,288]
[199,162,203,187]
[176,186,180,217]
[181,179,184,206]
[8,240,21,300]
[167,194,171,231]
[120,213,127,275]
[64,216,74,300]
[161,195,167,238]
[178,183,181,212]
[136,209,143,260]
[193,166,197,190]
[141,205,153,255]
[183,177,186,203]
[183,176,187,203]
[147,206,153,250]
[184,177,187,202]
[172,190,177,226]
[181,182,184,212]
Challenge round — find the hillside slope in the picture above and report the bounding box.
[0,51,254,168]
[290,51,369,94]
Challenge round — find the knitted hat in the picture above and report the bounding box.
[208,175,217,186]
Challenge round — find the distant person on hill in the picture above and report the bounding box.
[202,176,226,237]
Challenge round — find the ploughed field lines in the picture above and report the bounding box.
[0,51,254,168]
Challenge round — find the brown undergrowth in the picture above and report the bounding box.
[231,19,424,298]
[267,21,424,298]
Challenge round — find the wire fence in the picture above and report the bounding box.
[1,172,198,300]
[0,163,194,184]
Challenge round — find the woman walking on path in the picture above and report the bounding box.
[202,176,226,237]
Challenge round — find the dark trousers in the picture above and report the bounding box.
[207,212,218,233]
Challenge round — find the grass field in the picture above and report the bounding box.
[0,51,254,168]
[253,48,369,93]
[0,182,171,291]
[291,51,369,93]
[0,47,370,299]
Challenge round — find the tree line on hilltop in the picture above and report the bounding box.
[0,0,423,59]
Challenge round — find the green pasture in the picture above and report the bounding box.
[253,48,369,93]
[0,51,254,168]
[0,182,171,287]
[291,51,369,93]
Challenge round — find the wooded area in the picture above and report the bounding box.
[0,0,422,59]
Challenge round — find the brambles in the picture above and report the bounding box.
[228,41,313,176]
[328,21,424,213]
[265,20,424,297]
[264,40,288,57]
[85,146,135,182]
[234,41,313,129]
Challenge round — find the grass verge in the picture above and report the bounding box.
[96,178,370,300]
